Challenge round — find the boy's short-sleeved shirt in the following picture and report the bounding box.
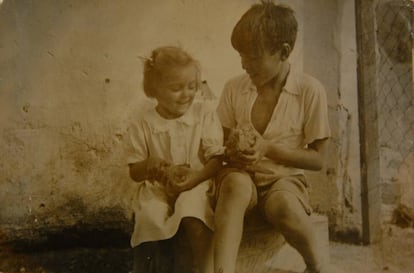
[217,70,331,186]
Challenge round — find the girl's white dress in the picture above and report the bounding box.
[126,100,223,247]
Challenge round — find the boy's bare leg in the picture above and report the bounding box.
[214,172,254,273]
[182,217,214,273]
[264,191,325,273]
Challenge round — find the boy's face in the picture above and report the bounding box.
[153,64,198,119]
[239,48,283,87]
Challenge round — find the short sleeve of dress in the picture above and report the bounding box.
[217,81,237,129]
[125,119,149,165]
[303,80,331,145]
[201,104,225,161]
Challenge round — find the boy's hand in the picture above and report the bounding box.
[239,136,269,165]
[146,157,171,181]
[224,147,256,168]
[224,126,268,167]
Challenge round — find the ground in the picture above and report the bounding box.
[330,224,414,273]
[0,224,413,273]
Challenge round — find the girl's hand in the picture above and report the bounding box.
[146,157,171,181]
[173,170,199,193]
[165,165,199,194]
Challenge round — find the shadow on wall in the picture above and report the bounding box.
[0,197,134,273]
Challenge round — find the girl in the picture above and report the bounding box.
[126,46,223,273]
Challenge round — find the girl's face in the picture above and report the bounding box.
[239,48,283,88]
[154,64,198,119]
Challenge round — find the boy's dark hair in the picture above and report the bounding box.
[142,46,200,98]
[231,1,298,56]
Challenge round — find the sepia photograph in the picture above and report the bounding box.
[0,0,413,273]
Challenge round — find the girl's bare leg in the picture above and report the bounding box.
[133,240,174,273]
[214,172,254,273]
[182,217,214,273]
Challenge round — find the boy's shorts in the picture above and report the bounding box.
[214,167,312,216]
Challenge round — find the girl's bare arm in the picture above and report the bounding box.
[172,156,223,192]
[128,157,171,182]
[128,160,148,182]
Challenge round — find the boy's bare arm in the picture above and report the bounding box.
[262,137,330,171]
[223,125,329,171]
[241,137,328,171]
[227,135,329,172]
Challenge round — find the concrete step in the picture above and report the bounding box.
[236,213,329,273]
[131,213,329,273]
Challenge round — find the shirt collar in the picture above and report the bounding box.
[244,68,299,95]
[283,69,299,95]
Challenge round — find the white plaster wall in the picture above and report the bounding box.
[0,0,360,239]
[301,0,362,235]
[0,0,304,236]
[301,0,342,219]
[336,0,362,229]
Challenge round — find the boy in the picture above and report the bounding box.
[214,2,340,273]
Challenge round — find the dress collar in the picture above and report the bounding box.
[144,103,196,133]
